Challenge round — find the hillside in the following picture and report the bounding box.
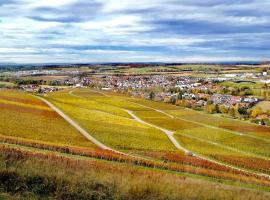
[0,88,270,199]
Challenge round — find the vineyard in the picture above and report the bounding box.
[0,90,97,149]
[1,88,270,199]
[66,89,270,174]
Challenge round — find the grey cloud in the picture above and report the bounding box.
[28,1,104,23]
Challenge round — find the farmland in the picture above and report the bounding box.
[46,89,270,174]
[0,89,97,149]
[45,89,176,154]
[256,101,270,112]
[1,88,270,199]
[167,108,270,140]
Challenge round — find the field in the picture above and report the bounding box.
[1,88,270,199]
[131,110,270,174]
[256,101,270,112]
[45,89,176,154]
[165,108,270,140]
[0,81,15,88]
[0,89,97,149]
[46,89,270,174]
[217,81,270,100]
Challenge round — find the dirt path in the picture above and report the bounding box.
[69,89,270,179]
[126,109,270,179]
[126,98,270,142]
[90,90,270,178]
[34,95,133,157]
[124,109,190,154]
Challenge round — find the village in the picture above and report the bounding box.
[11,72,269,126]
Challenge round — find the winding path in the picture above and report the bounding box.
[86,89,270,179]
[125,109,270,179]
[34,95,133,158]
[37,90,270,179]
[127,98,270,143]
[124,109,190,154]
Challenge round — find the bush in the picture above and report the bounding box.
[25,175,57,196]
[0,171,26,193]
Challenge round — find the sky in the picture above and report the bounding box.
[0,0,270,63]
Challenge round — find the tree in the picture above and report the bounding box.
[263,83,268,89]
[149,91,155,101]
[228,107,236,118]
[171,96,176,105]
[219,105,228,114]
[178,90,184,100]
[204,104,217,114]
[238,107,248,115]
[250,108,263,118]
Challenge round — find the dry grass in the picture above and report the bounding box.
[1,145,270,200]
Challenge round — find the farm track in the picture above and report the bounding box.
[131,102,270,143]
[85,89,270,179]
[128,109,270,179]
[125,99,270,151]
[3,90,270,189]
[33,95,139,159]
[124,109,189,154]
[71,90,189,152]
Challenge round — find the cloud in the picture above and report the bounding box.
[28,1,103,23]
[0,0,270,63]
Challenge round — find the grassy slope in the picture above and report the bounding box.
[1,144,270,200]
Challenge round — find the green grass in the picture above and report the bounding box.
[0,82,15,88]
[218,81,259,89]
